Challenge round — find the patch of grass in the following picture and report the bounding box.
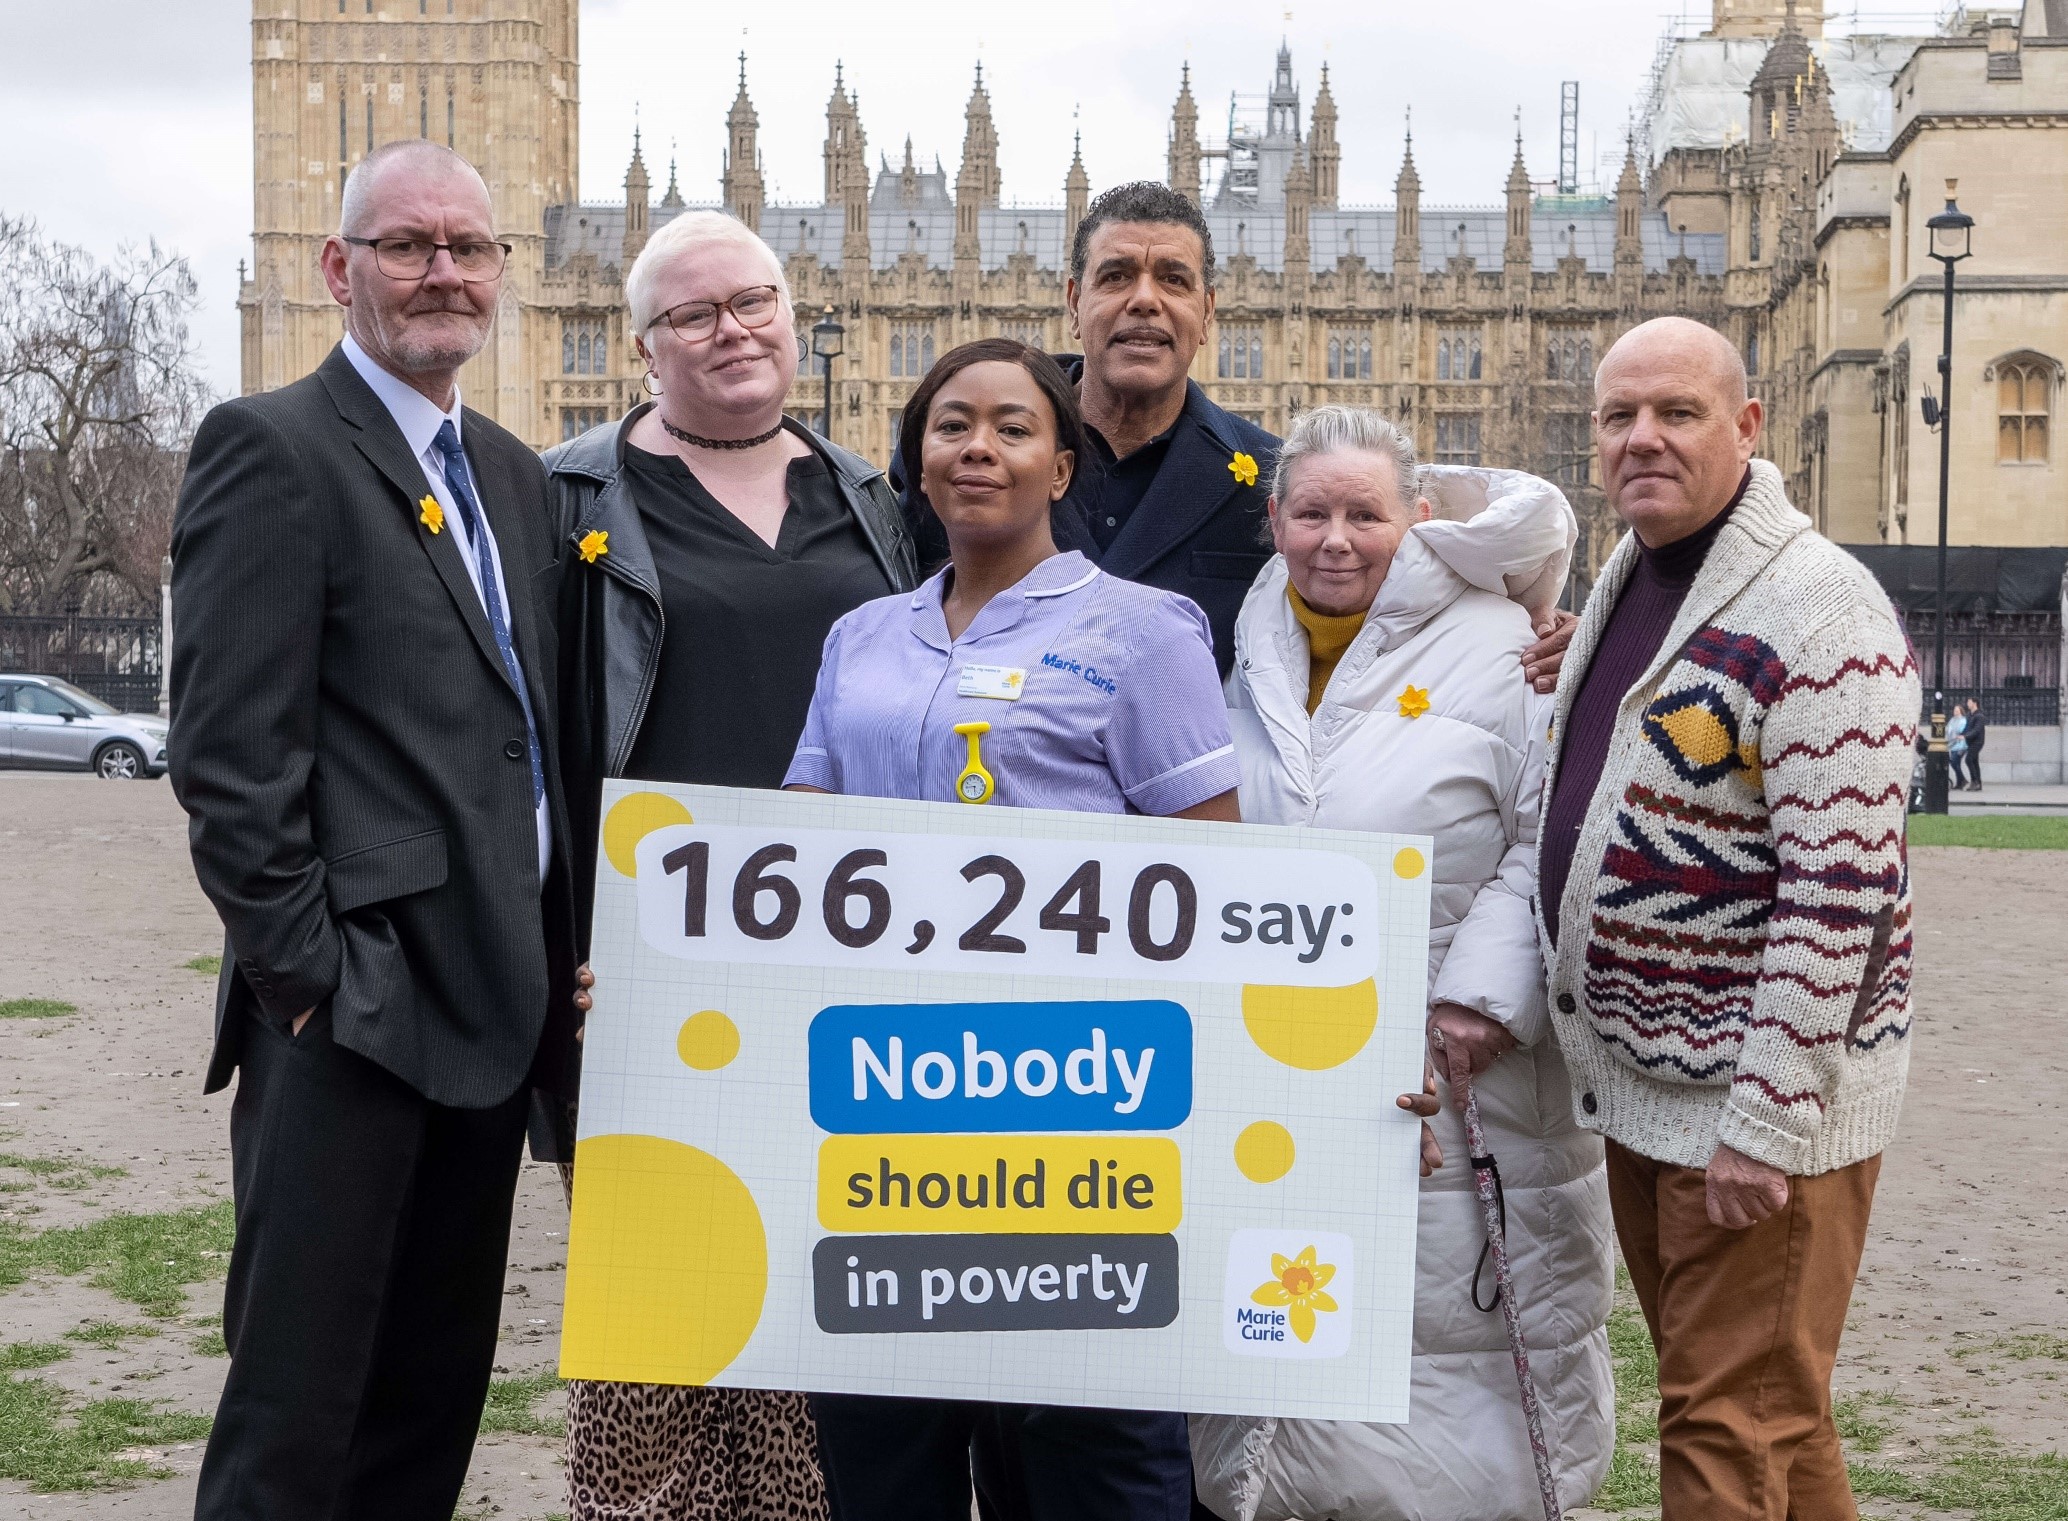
[0,1200,234,1318]
[477,1369,566,1438]
[1850,1426,2068,1521]
[0,1374,210,1492]
[0,1342,69,1373]
[1955,1332,2068,1363]
[0,1153,128,1193]
[191,1331,226,1358]
[63,1321,158,1351]
[0,998,75,1020]
[1909,814,2068,850]
[1833,1389,1900,1454]
[1594,1267,1663,1510]
[181,955,221,975]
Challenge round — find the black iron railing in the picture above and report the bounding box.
[0,614,162,712]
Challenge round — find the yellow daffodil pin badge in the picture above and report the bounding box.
[578,529,610,564]
[418,494,444,535]
[1251,1244,1339,1344]
[1228,450,1260,488]
[1397,684,1432,720]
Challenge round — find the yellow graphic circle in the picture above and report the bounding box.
[1393,847,1426,879]
[603,792,693,877]
[677,1010,741,1071]
[560,1134,766,1384]
[1234,1120,1296,1183]
[1242,979,1379,1070]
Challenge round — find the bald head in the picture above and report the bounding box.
[1596,316,1748,409]
[339,140,491,238]
[1592,316,1763,548]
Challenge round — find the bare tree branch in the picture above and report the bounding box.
[0,213,212,614]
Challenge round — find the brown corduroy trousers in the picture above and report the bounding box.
[1606,1139,1882,1521]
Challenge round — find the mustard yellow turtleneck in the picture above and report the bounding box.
[1287,584,1367,715]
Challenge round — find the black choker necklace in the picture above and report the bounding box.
[660,414,785,451]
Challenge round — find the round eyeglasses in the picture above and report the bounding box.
[341,235,511,282]
[648,285,783,341]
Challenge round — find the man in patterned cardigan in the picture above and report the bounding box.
[1538,317,1918,1519]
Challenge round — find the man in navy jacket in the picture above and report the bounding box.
[898,182,1275,676]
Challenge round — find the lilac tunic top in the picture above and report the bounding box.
[784,551,1238,815]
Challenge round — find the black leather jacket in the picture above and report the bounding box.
[542,404,918,950]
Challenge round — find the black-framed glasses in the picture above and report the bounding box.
[341,235,511,281]
[648,285,782,341]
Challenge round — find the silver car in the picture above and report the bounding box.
[0,674,170,779]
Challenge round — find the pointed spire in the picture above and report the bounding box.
[1064,118,1090,255]
[724,60,763,230]
[1168,61,1203,205]
[1395,107,1420,192]
[1310,57,1340,208]
[1615,131,1644,265]
[623,124,652,263]
[662,139,683,210]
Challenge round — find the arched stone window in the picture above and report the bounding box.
[1989,353,2057,465]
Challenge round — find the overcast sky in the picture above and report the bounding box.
[0,0,1946,396]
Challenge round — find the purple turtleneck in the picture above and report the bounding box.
[1540,469,1751,945]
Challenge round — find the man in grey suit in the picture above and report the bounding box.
[169,140,579,1520]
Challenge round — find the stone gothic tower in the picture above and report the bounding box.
[1504,128,1533,271]
[1309,64,1340,209]
[622,127,650,265]
[722,54,764,233]
[240,0,580,426]
[1393,121,1422,276]
[959,64,1002,209]
[822,67,870,271]
[1167,64,1202,205]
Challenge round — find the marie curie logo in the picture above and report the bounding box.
[1221,1229,1353,1360]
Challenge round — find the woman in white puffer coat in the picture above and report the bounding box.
[1192,406,1614,1521]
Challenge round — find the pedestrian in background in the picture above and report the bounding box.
[1962,696,1988,790]
[543,209,917,1521]
[1947,702,1970,790]
[169,140,580,1521]
[1538,317,1918,1521]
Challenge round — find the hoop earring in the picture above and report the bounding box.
[642,370,662,397]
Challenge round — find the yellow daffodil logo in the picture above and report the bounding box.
[1228,450,1260,488]
[578,529,610,564]
[418,494,444,535]
[1397,684,1431,720]
[1251,1245,1338,1344]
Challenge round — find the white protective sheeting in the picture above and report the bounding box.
[1645,34,1928,160]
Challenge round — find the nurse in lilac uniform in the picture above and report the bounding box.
[784,338,1236,1521]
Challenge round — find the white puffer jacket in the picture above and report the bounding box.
[1194,468,1614,1521]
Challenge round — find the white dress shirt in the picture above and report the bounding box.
[342,334,552,879]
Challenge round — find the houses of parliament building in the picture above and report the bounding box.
[240,0,2066,586]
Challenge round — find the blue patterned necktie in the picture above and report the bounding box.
[432,420,544,809]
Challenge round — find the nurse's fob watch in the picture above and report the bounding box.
[953,721,995,804]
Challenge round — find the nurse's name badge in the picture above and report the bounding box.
[957,663,1027,701]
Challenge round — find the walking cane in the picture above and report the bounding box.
[1455,1066,1563,1521]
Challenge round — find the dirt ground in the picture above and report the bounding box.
[1,771,2062,1520]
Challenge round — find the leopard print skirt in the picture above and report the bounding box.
[563,1381,829,1521]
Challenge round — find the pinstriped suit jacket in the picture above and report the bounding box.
[169,345,579,1108]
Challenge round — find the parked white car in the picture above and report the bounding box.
[0,674,169,779]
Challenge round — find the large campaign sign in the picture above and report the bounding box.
[560,782,1432,1422]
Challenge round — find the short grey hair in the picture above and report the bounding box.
[625,211,791,334]
[339,140,490,237]
[1271,404,1421,507]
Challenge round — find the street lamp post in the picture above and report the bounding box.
[811,304,845,445]
[1920,179,1974,815]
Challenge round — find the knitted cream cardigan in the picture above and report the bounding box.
[1539,460,1920,1176]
